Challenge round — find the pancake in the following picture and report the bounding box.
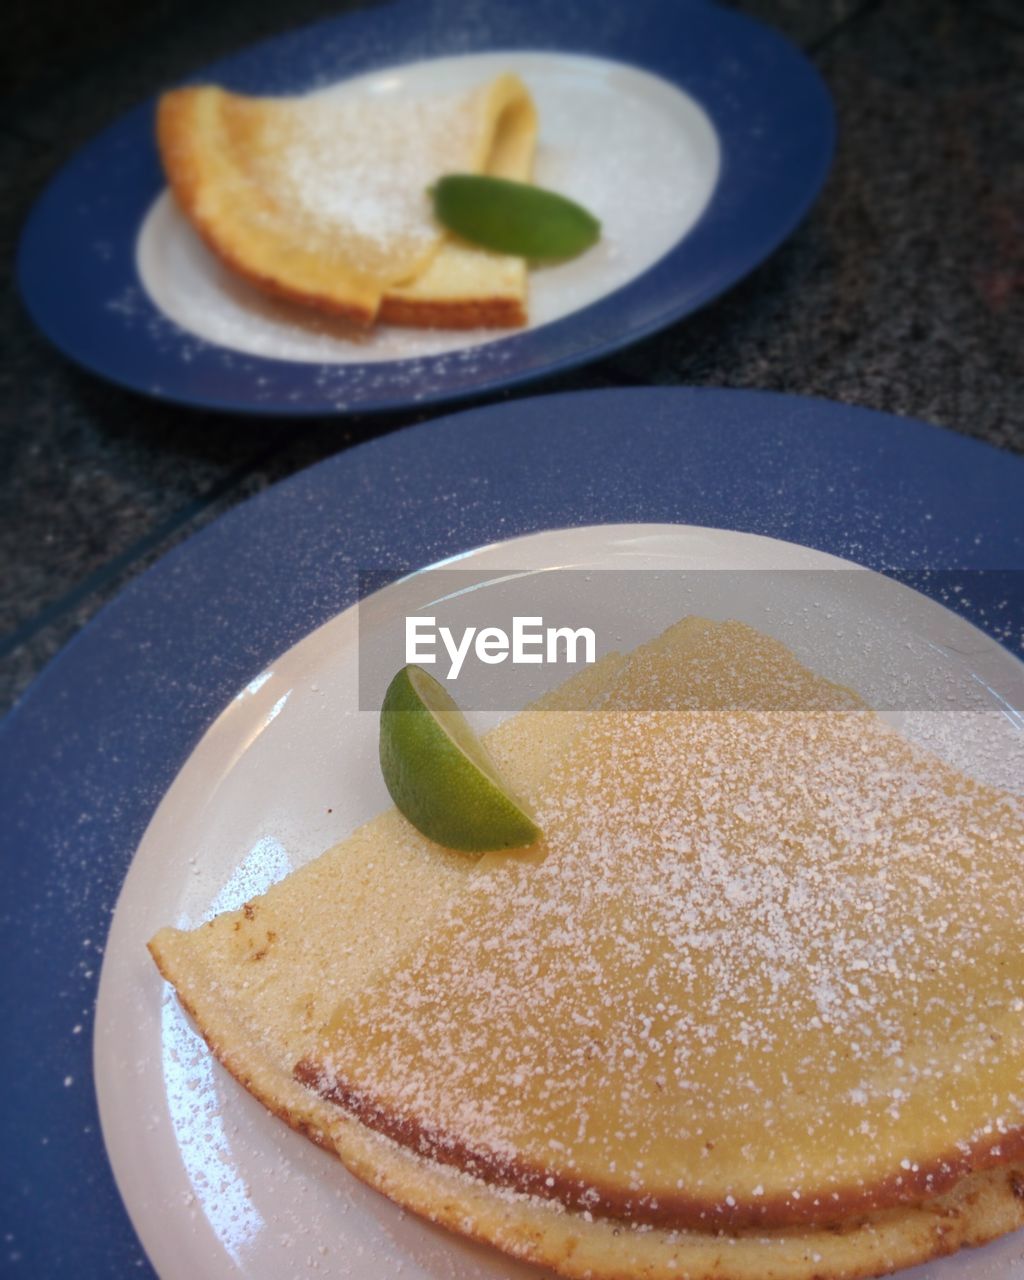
[157,73,537,328]
[149,620,1024,1278]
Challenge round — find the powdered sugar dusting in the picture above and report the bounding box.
[262,89,483,273]
[310,621,1024,1224]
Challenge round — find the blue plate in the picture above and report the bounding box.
[2,388,1023,1277]
[16,0,834,416]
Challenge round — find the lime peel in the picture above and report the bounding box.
[379,664,541,853]
[431,173,601,261]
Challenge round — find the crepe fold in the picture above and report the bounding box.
[150,621,1024,1280]
[157,73,537,327]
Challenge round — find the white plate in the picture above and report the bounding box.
[137,51,719,366]
[95,524,1024,1279]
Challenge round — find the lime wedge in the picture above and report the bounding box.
[379,665,541,852]
[431,174,601,260]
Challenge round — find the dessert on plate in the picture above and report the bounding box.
[149,618,1024,1279]
[157,73,538,328]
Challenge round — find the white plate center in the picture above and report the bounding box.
[136,51,719,363]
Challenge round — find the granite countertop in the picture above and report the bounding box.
[2,0,1022,715]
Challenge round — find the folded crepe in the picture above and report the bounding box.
[157,73,537,328]
[150,620,1024,1280]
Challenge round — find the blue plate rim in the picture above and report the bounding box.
[16,0,835,416]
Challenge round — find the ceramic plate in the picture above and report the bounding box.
[16,0,833,414]
[2,388,1023,1277]
[95,523,1024,1279]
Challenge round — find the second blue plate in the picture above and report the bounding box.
[17,0,833,415]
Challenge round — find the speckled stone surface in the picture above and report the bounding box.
[609,0,1024,445]
[2,0,1022,713]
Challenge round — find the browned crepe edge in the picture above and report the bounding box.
[148,931,1024,1279]
[378,293,527,329]
[157,89,381,327]
[295,1058,1024,1232]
